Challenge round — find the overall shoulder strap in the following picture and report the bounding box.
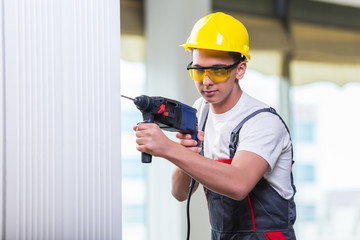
[229,107,293,159]
[198,105,293,160]
[198,101,210,157]
[198,101,210,132]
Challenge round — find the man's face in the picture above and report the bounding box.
[191,49,246,110]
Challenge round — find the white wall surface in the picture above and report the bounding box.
[0,0,5,236]
[0,0,121,239]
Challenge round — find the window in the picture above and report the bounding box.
[291,82,360,240]
[121,60,146,240]
[241,69,280,109]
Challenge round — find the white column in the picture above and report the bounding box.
[0,0,5,236]
[1,0,121,239]
[145,1,211,240]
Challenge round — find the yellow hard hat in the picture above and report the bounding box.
[181,12,251,61]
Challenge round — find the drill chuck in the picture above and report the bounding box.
[134,95,152,111]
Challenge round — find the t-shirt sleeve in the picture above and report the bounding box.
[236,113,289,171]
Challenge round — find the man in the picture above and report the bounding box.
[134,12,296,239]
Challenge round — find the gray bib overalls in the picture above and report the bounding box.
[199,104,296,240]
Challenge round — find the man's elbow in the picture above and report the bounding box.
[171,190,187,202]
[229,186,250,201]
[231,193,247,201]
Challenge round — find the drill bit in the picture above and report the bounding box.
[121,95,135,101]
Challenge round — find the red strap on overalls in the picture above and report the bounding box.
[264,231,287,240]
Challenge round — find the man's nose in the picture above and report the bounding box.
[203,74,214,86]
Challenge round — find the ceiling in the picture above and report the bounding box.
[120,0,360,85]
[314,0,360,8]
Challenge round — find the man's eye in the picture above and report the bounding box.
[195,69,205,74]
[212,69,226,75]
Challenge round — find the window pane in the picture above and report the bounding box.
[121,60,146,240]
[242,69,280,109]
[291,82,360,240]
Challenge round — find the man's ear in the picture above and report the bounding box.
[235,62,247,80]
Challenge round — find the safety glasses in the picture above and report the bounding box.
[186,60,241,83]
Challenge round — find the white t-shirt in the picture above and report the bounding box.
[193,92,294,200]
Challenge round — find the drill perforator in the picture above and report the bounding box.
[122,94,199,163]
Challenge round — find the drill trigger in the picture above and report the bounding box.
[157,104,165,114]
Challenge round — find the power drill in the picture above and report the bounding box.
[122,95,198,163]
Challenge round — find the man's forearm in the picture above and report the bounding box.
[164,141,268,201]
[171,167,198,201]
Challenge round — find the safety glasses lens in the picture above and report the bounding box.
[188,69,231,83]
[189,69,204,81]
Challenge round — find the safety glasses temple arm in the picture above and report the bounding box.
[186,59,242,70]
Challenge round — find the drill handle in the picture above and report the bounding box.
[142,152,152,164]
[141,118,153,163]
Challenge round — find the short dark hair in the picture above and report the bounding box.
[229,52,247,62]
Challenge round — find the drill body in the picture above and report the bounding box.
[131,95,198,163]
